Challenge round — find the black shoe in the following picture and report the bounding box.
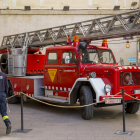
[6,123,11,134]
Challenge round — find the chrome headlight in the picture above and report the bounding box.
[89,72,96,78]
[104,84,111,93]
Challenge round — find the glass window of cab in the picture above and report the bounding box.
[47,52,57,64]
[81,48,115,64]
[62,51,77,64]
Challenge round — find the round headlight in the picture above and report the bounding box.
[123,72,131,85]
[104,84,111,93]
[89,72,96,78]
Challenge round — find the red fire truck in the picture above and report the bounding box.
[0,10,140,120]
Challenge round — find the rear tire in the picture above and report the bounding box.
[0,53,8,74]
[79,86,93,120]
[125,102,139,114]
[7,80,18,104]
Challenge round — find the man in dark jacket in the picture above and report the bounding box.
[0,72,11,134]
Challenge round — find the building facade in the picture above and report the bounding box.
[0,0,139,10]
[0,0,139,65]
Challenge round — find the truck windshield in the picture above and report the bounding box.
[81,49,115,64]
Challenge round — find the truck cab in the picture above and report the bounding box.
[42,36,140,120]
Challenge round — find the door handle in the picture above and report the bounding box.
[59,69,62,72]
[45,69,48,72]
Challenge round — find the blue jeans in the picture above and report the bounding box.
[0,91,11,126]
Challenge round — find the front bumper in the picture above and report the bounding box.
[100,93,140,102]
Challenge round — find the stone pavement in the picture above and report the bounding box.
[0,100,140,140]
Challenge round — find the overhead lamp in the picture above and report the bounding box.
[63,6,69,11]
[24,6,31,11]
[113,6,120,10]
[131,2,137,6]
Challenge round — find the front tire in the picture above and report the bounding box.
[125,102,139,114]
[79,86,93,120]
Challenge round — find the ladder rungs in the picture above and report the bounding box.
[1,10,140,49]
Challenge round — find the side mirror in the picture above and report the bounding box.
[117,57,124,65]
[65,56,70,64]
[120,58,124,65]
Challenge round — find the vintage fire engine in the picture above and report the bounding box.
[0,10,140,120]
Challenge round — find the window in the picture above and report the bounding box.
[12,0,16,7]
[47,52,57,64]
[81,49,99,64]
[98,49,115,64]
[139,42,140,52]
[62,51,77,64]
[80,49,115,64]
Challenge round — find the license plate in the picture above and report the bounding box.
[134,90,140,94]
[105,99,121,104]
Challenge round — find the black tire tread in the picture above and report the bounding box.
[125,102,139,114]
[80,86,93,120]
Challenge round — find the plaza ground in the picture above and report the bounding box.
[0,100,140,140]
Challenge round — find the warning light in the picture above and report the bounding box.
[74,35,79,42]
[102,39,108,48]
[102,39,107,44]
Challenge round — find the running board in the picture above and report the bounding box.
[34,96,69,103]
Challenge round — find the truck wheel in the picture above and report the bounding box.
[125,102,139,114]
[0,53,8,74]
[7,80,18,104]
[79,86,93,120]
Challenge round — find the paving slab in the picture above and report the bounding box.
[0,100,140,140]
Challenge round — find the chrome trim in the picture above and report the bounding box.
[103,97,123,99]
[47,95,68,100]
[44,89,69,93]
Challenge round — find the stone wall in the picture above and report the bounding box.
[0,9,138,65]
[0,0,139,10]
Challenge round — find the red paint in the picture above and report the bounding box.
[43,44,140,101]
[26,54,45,74]
[8,77,34,96]
[26,79,34,95]
[5,41,140,103]
[28,48,40,54]
[53,91,69,98]
[21,78,27,93]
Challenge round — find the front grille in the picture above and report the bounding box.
[120,71,140,86]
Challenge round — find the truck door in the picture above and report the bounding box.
[58,50,78,91]
[44,51,59,91]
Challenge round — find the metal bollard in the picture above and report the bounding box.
[20,89,24,131]
[115,88,134,135]
[122,88,125,132]
[12,89,32,133]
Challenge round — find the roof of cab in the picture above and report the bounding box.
[87,45,111,50]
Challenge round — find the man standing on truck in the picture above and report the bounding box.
[0,72,11,134]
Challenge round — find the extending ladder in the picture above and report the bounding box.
[1,10,140,49]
